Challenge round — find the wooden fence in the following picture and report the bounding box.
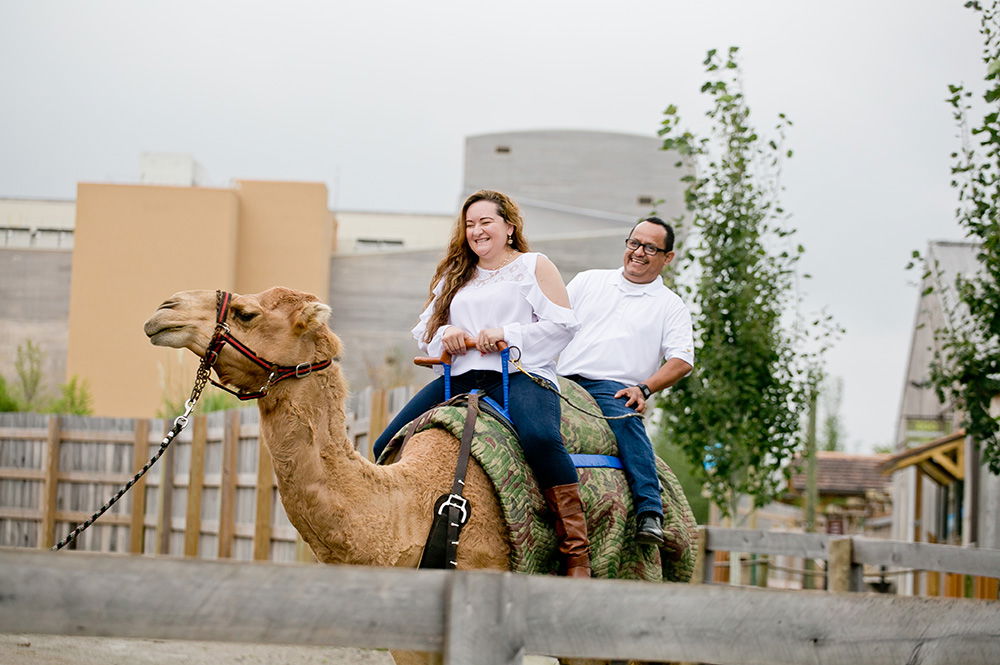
[0,385,414,560]
[3,547,1000,665]
[697,526,1000,600]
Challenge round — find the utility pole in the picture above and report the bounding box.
[804,386,818,589]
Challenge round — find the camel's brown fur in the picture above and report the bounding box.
[145,287,615,665]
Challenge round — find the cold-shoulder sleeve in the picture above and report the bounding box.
[411,280,449,358]
[502,253,579,368]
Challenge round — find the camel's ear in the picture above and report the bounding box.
[294,301,332,334]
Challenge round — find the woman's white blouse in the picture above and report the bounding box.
[411,252,579,388]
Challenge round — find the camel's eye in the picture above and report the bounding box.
[232,308,258,323]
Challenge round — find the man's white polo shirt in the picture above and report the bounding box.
[557,268,694,386]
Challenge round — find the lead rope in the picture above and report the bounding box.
[505,346,641,421]
[51,311,221,551]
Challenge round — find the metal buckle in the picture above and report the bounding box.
[294,362,312,378]
[257,371,277,397]
[436,493,469,525]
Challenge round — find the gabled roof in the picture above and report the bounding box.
[788,451,892,496]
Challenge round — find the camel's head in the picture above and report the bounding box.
[144,287,342,394]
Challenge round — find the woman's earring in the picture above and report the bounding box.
[507,234,513,246]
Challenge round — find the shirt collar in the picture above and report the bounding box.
[612,267,666,296]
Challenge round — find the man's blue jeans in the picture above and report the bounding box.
[566,376,663,518]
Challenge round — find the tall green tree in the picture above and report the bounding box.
[656,47,834,519]
[921,0,1000,473]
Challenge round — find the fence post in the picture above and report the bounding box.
[828,536,857,593]
[253,433,274,561]
[367,388,388,460]
[129,419,150,554]
[444,572,526,665]
[184,415,207,558]
[39,416,61,549]
[696,526,715,585]
[217,410,240,559]
[155,427,175,555]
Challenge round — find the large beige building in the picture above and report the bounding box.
[63,180,331,417]
[1,130,690,417]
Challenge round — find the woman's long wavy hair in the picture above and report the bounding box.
[423,190,530,343]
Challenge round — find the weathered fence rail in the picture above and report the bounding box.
[0,385,414,560]
[2,547,999,665]
[698,526,1000,598]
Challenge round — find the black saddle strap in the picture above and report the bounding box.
[419,392,480,569]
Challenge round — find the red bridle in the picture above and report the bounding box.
[205,290,335,400]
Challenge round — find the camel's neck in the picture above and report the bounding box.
[258,368,349,465]
[256,366,374,558]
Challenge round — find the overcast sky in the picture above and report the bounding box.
[0,1,986,451]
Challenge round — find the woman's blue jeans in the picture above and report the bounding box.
[372,370,579,489]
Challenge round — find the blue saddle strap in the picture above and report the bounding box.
[443,347,511,416]
[571,454,624,469]
[473,392,511,424]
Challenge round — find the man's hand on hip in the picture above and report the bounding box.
[614,385,647,413]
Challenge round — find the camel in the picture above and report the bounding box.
[144,286,648,665]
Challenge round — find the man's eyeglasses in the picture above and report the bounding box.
[625,238,669,256]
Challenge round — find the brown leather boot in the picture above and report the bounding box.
[542,483,592,578]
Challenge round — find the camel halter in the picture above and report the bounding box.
[206,290,335,401]
[51,290,334,551]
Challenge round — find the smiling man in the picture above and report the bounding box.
[558,217,694,547]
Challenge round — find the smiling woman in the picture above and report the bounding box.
[369,189,594,577]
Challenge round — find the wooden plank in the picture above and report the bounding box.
[914,467,924,594]
[945,573,964,599]
[217,410,240,559]
[366,388,388,461]
[931,452,962,480]
[0,468,46,480]
[296,533,315,563]
[0,427,51,441]
[919,459,953,487]
[0,548,446,653]
[56,430,135,444]
[155,434,175,556]
[39,416,60,549]
[852,537,1000,578]
[973,576,998,600]
[53,511,131,526]
[693,525,708,584]
[443,568,525,665]
[928,569,941,597]
[56,471,133,484]
[827,537,852,593]
[0,507,42,520]
[129,419,150,554]
[706,526,832,560]
[2,549,1000,665]
[252,436,274,561]
[184,416,207,558]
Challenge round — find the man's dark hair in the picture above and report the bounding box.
[629,216,675,252]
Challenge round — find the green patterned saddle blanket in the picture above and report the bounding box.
[378,377,697,582]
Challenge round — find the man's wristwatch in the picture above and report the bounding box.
[636,383,652,399]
